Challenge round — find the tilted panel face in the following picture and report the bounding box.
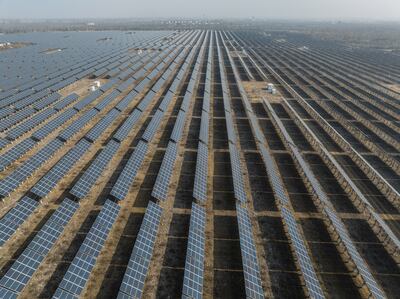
[236,203,264,299]
[117,201,163,298]
[54,200,120,297]
[32,108,77,141]
[281,207,325,299]
[229,143,247,203]
[142,109,164,142]
[170,110,186,142]
[151,141,178,201]
[111,141,148,200]
[70,140,120,199]
[113,109,142,142]
[182,203,206,299]
[58,109,97,141]
[31,139,91,198]
[85,109,120,142]
[193,142,208,202]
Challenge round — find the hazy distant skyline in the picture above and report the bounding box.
[0,0,400,21]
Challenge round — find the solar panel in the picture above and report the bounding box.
[229,143,247,203]
[113,109,142,142]
[235,203,264,298]
[85,109,120,142]
[0,138,10,149]
[111,141,148,200]
[151,141,178,201]
[117,201,162,298]
[0,138,64,197]
[70,141,120,199]
[259,146,290,206]
[158,91,174,112]
[199,111,209,145]
[136,90,156,112]
[142,109,164,142]
[0,138,37,171]
[99,78,118,93]
[116,89,138,111]
[170,110,186,142]
[31,139,91,198]
[281,207,325,299]
[58,108,97,141]
[52,288,77,299]
[95,90,120,111]
[0,196,39,246]
[193,142,208,202]
[73,90,102,111]
[0,286,18,299]
[225,113,237,144]
[55,200,119,297]
[0,199,78,295]
[182,203,206,299]
[134,78,150,94]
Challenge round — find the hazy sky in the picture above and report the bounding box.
[0,0,399,20]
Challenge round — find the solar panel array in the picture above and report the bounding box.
[53,200,120,298]
[0,196,39,246]
[182,203,206,299]
[0,198,78,298]
[117,201,163,299]
[70,140,120,199]
[31,139,91,198]
[215,38,267,298]
[0,28,396,299]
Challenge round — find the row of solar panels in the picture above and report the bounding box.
[181,31,213,299]
[215,36,266,299]
[193,33,212,203]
